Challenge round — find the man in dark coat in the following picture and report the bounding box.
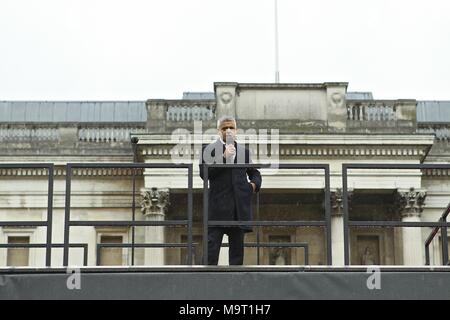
[199,116,262,265]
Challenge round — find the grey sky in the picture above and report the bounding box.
[0,0,449,100]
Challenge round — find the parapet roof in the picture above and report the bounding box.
[1,99,449,123]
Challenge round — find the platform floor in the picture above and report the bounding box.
[1,266,450,299]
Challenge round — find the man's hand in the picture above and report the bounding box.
[250,182,256,193]
[224,144,236,158]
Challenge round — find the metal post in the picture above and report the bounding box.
[256,192,260,265]
[202,165,209,265]
[63,164,72,266]
[45,164,54,267]
[187,164,193,265]
[274,0,280,83]
[304,245,309,265]
[425,223,440,266]
[342,165,350,265]
[97,244,102,266]
[324,165,332,265]
[425,244,430,265]
[442,216,449,265]
[131,137,139,266]
[82,244,88,266]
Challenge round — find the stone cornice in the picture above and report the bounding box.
[0,156,133,163]
[0,156,141,177]
[422,168,450,177]
[214,82,349,91]
[0,167,144,177]
[135,134,434,161]
[133,133,435,146]
[140,145,430,159]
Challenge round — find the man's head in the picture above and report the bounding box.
[217,115,237,144]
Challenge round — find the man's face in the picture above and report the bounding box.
[218,120,237,143]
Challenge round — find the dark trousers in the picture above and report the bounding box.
[207,227,245,265]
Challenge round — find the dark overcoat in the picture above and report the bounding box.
[199,139,262,232]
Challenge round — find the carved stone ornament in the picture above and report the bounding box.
[140,187,170,215]
[331,188,353,216]
[330,92,344,108]
[396,187,426,218]
[219,92,233,104]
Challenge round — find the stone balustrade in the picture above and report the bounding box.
[147,100,215,121]
[167,105,214,121]
[0,125,59,141]
[78,125,147,142]
[0,124,149,143]
[146,99,216,132]
[417,124,450,141]
[346,99,417,133]
[0,98,421,142]
[347,100,397,121]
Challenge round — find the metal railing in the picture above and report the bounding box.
[0,243,88,266]
[96,241,310,266]
[202,163,331,265]
[63,163,193,266]
[6,162,450,267]
[342,163,450,266]
[221,242,310,265]
[425,202,450,265]
[1,162,325,266]
[96,243,198,266]
[0,163,54,266]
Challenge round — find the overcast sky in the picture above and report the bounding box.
[0,0,449,101]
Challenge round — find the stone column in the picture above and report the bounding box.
[140,187,170,265]
[331,188,353,265]
[397,188,426,265]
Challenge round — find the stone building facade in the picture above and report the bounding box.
[1,82,449,267]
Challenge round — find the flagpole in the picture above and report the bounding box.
[274,0,280,83]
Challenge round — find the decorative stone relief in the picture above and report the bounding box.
[395,187,426,218]
[219,92,233,105]
[330,92,344,108]
[331,188,353,216]
[140,187,170,215]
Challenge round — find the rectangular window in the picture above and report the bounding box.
[99,235,123,266]
[7,236,30,267]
